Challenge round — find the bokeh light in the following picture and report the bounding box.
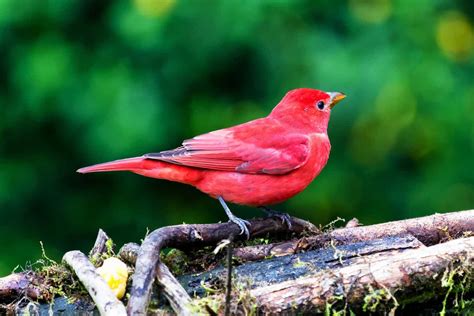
[133,0,176,17]
[349,0,392,24]
[436,11,474,61]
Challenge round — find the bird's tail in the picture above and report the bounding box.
[77,156,203,185]
[77,157,146,173]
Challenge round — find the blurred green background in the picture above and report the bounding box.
[0,0,473,276]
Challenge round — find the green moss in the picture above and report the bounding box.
[324,295,344,316]
[89,238,116,267]
[440,261,473,316]
[33,242,89,302]
[31,239,125,303]
[362,286,390,313]
[321,217,346,232]
[161,248,189,275]
[191,279,257,315]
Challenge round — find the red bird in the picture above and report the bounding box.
[78,88,345,236]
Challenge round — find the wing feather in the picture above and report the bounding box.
[145,120,310,175]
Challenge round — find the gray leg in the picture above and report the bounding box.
[260,206,292,229]
[218,196,251,238]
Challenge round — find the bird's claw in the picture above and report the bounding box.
[261,207,293,230]
[218,196,251,239]
[228,215,251,239]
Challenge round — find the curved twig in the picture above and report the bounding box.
[126,216,317,315]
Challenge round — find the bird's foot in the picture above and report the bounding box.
[218,196,251,239]
[227,213,251,239]
[260,207,292,230]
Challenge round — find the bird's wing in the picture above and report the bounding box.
[144,120,310,175]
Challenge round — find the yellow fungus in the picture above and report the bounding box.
[96,257,129,299]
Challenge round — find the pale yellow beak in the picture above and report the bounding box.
[328,92,346,109]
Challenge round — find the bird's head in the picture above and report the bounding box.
[269,88,346,133]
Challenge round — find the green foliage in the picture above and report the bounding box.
[0,0,473,275]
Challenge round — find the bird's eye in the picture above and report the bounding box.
[316,101,325,110]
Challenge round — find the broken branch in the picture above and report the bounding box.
[89,229,112,263]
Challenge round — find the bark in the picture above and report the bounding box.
[127,216,317,315]
[0,272,48,303]
[250,236,474,313]
[179,235,424,297]
[89,229,112,265]
[235,209,474,262]
[155,262,194,316]
[325,209,473,246]
[120,210,473,264]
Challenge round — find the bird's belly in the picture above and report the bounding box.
[196,173,300,206]
[197,162,325,206]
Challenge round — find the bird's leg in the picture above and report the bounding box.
[218,196,251,239]
[259,206,292,230]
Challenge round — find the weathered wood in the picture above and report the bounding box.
[179,235,424,297]
[326,209,474,246]
[12,297,98,315]
[247,236,474,313]
[63,251,127,316]
[235,209,474,262]
[0,272,48,303]
[4,236,473,315]
[120,210,473,265]
[127,216,317,315]
[155,262,194,315]
[1,210,472,315]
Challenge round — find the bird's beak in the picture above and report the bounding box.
[328,92,346,109]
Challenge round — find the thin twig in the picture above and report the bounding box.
[63,251,126,316]
[224,235,234,316]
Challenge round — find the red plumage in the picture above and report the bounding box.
[78,88,345,206]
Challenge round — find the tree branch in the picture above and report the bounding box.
[235,209,474,261]
[126,216,317,315]
[250,236,474,313]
